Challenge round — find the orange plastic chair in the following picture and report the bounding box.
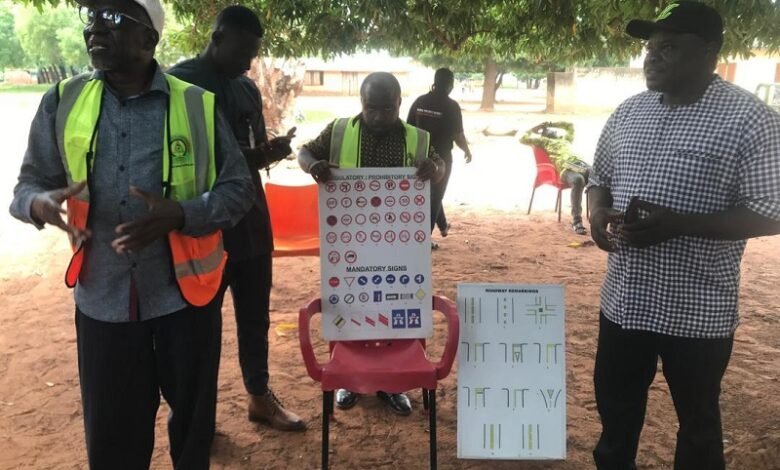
[526,145,588,222]
[299,296,459,470]
[265,182,320,257]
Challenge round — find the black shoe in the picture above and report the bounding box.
[335,389,359,409]
[376,391,412,416]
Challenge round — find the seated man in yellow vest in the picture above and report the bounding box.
[298,72,445,416]
[9,0,254,468]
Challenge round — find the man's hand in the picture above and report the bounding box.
[31,181,91,244]
[308,160,339,183]
[464,151,473,164]
[590,206,624,252]
[266,127,297,162]
[620,200,683,248]
[416,158,443,182]
[111,186,184,255]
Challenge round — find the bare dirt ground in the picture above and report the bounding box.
[1,93,779,469]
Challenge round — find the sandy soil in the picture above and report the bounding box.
[1,93,779,469]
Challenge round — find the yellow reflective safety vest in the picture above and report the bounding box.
[55,72,225,307]
[328,117,430,167]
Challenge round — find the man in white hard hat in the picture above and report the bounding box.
[9,0,255,468]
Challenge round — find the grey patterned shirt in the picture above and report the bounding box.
[10,65,254,323]
[590,75,780,338]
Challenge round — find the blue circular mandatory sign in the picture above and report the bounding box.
[400,274,410,285]
[329,294,339,305]
[357,276,368,286]
[414,274,425,284]
[386,274,396,284]
[372,275,383,285]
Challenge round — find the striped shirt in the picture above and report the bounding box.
[590,75,780,338]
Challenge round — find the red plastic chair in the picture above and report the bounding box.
[526,145,588,222]
[265,182,320,257]
[299,296,459,470]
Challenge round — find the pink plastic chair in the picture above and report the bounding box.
[299,296,459,470]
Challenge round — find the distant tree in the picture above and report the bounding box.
[11,0,780,106]
[155,3,192,68]
[16,5,88,81]
[381,1,780,109]
[166,0,780,113]
[0,5,25,71]
[417,51,564,99]
[57,21,86,69]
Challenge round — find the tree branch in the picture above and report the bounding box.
[422,3,491,51]
[424,8,458,50]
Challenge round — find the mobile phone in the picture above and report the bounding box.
[624,196,641,224]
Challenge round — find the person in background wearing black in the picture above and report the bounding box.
[168,5,305,432]
[407,68,473,248]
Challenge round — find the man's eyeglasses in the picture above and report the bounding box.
[79,6,153,32]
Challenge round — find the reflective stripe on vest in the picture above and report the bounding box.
[55,72,225,307]
[329,117,430,168]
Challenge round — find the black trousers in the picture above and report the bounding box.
[221,253,272,396]
[593,313,733,470]
[431,150,453,232]
[76,302,221,470]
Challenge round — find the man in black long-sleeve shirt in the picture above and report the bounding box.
[168,5,304,432]
[407,68,473,244]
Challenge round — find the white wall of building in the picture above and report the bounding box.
[732,57,778,94]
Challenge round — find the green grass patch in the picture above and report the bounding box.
[0,83,50,94]
[300,109,336,123]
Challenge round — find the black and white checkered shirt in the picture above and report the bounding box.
[590,75,780,338]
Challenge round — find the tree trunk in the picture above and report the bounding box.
[480,58,499,111]
[247,57,305,136]
[494,71,504,102]
[41,67,51,84]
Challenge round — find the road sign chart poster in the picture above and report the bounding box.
[457,284,566,460]
[319,168,432,341]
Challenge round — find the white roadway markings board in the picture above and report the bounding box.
[319,168,432,341]
[456,284,566,460]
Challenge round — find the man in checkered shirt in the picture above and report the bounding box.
[587,2,780,469]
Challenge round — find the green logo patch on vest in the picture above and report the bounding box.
[170,137,193,167]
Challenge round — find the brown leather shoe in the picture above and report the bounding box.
[248,390,306,432]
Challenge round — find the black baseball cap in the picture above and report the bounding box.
[626,1,723,47]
